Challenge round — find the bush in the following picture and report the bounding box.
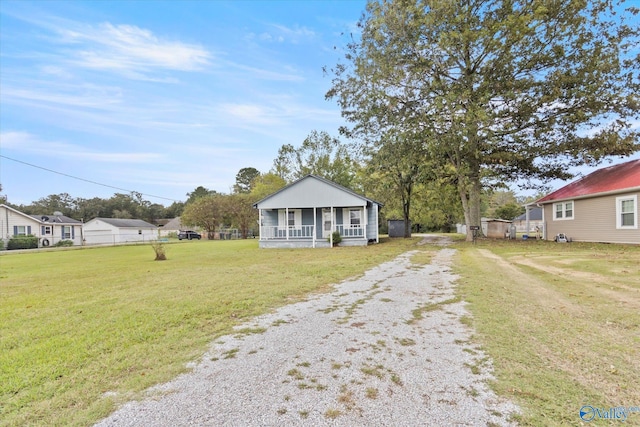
[330,231,342,246]
[54,240,74,247]
[7,235,38,250]
[0,239,4,251]
[151,241,167,261]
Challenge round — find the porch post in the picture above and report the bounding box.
[330,206,334,247]
[258,208,262,240]
[313,207,316,248]
[375,203,379,243]
[364,204,367,241]
[285,207,289,240]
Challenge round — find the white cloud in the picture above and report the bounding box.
[267,23,316,44]
[2,84,123,108]
[0,131,162,163]
[61,22,211,73]
[220,103,283,126]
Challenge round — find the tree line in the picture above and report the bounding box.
[6,127,539,239]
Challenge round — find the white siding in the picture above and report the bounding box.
[256,176,366,209]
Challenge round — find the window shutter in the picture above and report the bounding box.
[13,226,17,235]
[42,226,45,235]
[71,226,75,239]
[27,226,32,235]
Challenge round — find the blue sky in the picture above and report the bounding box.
[0,0,366,205]
[1,0,638,207]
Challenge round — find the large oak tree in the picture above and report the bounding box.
[327,0,639,241]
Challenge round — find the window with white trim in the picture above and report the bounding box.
[43,226,52,235]
[15,225,27,236]
[553,201,574,220]
[278,209,301,228]
[349,209,361,226]
[616,195,637,229]
[61,226,72,239]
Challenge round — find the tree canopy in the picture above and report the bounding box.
[233,167,261,194]
[327,0,640,240]
[272,130,360,189]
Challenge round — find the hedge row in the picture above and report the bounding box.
[6,236,39,250]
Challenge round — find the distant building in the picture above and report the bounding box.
[0,204,83,247]
[512,207,543,233]
[83,218,157,245]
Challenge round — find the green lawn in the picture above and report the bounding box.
[2,237,639,426]
[0,238,420,427]
[455,239,640,426]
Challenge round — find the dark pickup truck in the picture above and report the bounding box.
[178,230,202,240]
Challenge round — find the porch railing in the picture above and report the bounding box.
[260,225,315,239]
[260,224,365,239]
[335,225,364,238]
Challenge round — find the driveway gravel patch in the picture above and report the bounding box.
[96,244,519,426]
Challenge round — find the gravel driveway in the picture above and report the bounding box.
[96,239,519,426]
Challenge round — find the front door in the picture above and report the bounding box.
[322,208,333,239]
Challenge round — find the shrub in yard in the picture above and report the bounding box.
[54,240,74,247]
[0,239,4,251]
[330,231,342,246]
[7,235,38,250]
[151,241,167,260]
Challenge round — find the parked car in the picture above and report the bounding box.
[178,230,202,240]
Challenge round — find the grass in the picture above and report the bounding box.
[454,239,640,426]
[0,237,420,427]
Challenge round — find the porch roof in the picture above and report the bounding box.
[253,175,382,210]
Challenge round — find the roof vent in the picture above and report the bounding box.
[41,216,49,222]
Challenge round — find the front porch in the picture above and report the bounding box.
[257,206,375,248]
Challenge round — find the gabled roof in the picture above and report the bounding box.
[536,159,640,203]
[514,207,542,221]
[89,218,157,228]
[253,175,382,209]
[0,204,81,224]
[1,204,40,222]
[162,217,185,230]
[30,214,82,224]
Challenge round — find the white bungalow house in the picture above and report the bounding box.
[83,218,158,245]
[253,175,382,248]
[0,204,83,247]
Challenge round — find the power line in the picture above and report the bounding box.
[0,154,181,203]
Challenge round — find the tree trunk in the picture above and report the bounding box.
[402,177,412,238]
[458,173,482,242]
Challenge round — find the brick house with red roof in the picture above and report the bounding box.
[535,159,640,244]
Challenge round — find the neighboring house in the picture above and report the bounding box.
[0,204,83,247]
[535,159,640,244]
[253,175,382,248]
[159,217,198,237]
[83,218,158,245]
[512,206,543,233]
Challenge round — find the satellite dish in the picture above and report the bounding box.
[53,211,63,216]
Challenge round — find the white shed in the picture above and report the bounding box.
[83,218,157,245]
